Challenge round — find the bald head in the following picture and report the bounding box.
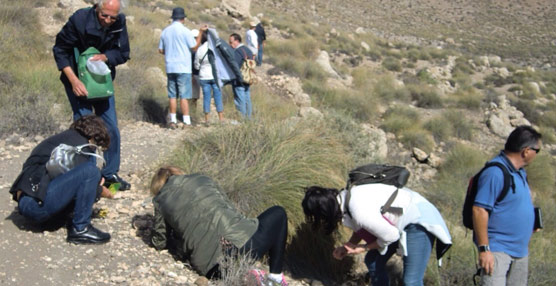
[96,0,121,28]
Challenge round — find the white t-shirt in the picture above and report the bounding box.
[194,42,213,80]
[245,29,258,54]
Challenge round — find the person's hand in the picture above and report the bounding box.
[89,53,108,62]
[100,186,114,199]
[70,77,88,97]
[478,251,495,275]
[200,24,208,31]
[344,243,367,255]
[332,246,347,260]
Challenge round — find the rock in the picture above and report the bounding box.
[221,0,251,18]
[298,107,323,119]
[412,147,429,163]
[194,277,209,286]
[330,28,338,37]
[427,153,442,168]
[110,276,126,283]
[362,124,388,159]
[361,41,370,52]
[487,113,513,138]
[488,55,502,65]
[316,51,340,78]
[445,37,455,45]
[58,0,88,9]
[478,56,489,67]
[311,280,325,286]
[355,27,365,34]
[494,67,510,78]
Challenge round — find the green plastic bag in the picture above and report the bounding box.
[75,47,114,100]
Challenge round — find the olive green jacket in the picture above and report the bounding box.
[151,174,258,275]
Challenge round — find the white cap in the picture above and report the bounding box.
[192,29,199,37]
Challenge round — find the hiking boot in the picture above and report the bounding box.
[104,174,131,191]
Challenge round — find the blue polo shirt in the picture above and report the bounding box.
[474,151,534,257]
[159,21,196,74]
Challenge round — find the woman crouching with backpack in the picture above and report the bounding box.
[302,184,452,286]
[149,167,289,286]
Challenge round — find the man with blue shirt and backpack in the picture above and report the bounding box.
[472,125,542,286]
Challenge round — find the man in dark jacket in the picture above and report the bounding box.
[228,33,254,118]
[254,20,266,66]
[53,0,131,190]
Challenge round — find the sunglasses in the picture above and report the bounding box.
[99,12,118,20]
[529,147,540,154]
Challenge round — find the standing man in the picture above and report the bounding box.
[158,7,202,128]
[53,0,131,190]
[245,21,258,56]
[472,125,542,286]
[254,20,266,66]
[228,33,254,119]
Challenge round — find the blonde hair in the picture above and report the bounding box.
[149,166,185,196]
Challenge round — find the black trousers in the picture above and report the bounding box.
[206,205,288,278]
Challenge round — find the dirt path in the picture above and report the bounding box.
[0,121,216,286]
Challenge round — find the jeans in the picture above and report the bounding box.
[167,73,192,99]
[480,252,528,286]
[232,84,252,118]
[64,82,120,178]
[200,79,223,113]
[17,161,100,231]
[256,45,263,66]
[365,224,435,286]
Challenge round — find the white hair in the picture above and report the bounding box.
[97,0,126,12]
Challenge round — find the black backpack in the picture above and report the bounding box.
[346,164,410,190]
[344,164,410,217]
[462,162,515,230]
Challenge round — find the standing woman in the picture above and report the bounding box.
[194,30,224,124]
[149,167,289,285]
[302,184,452,286]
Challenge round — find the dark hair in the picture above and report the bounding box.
[302,186,342,235]
[230,33,242,43]
[70,115,110,149]
[200,30,208,44]
[504,125,542,153]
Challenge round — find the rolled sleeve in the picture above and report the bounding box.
[474,167,505,212]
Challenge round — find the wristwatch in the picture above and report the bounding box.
[478,245,490,252]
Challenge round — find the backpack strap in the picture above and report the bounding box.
[344,185,404,219]
[75,143,106,167]
[482,161,515,202]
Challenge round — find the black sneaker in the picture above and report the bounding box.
[67,224,110,244]
[104,174,131,191]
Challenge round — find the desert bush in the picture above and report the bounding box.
[168,118,350,229]
[416,69,437,85]
[371,74,411,102]
[442,110,474,140]
[513,99,541,125]
[484,74,515,87]
[216,249,258,286]
[539,110,556,128]
[538,126,556,145]
[454,87,482,110]
[408,84,444,108]
[526,154,556,197]
[399,128,435,153]
[424,116,454,142]
[381,106,420,135]
[382,57,402,72]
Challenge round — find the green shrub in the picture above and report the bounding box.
[442,110,474,140]
[372,75,411,102]
[455,88,483,110]
[168,119,350,229]
[513,99,541,125]
[382,57,402,72]
[538,126,556,145]
[381,106,420,135]
[400,128,435,153]
[409,85,444,108]
[540,110,556,128]
[526,154,556,196]
[424,116,454,142]
[416,69,437,85]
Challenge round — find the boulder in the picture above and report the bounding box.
[221,0,251,18]
[361,41,370,52]
[362,124,388,160]
[355,27,365,34]
[494,67,510,78]
[316,51,340,78]
[298,107,323,119]
[412,147,429,163]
